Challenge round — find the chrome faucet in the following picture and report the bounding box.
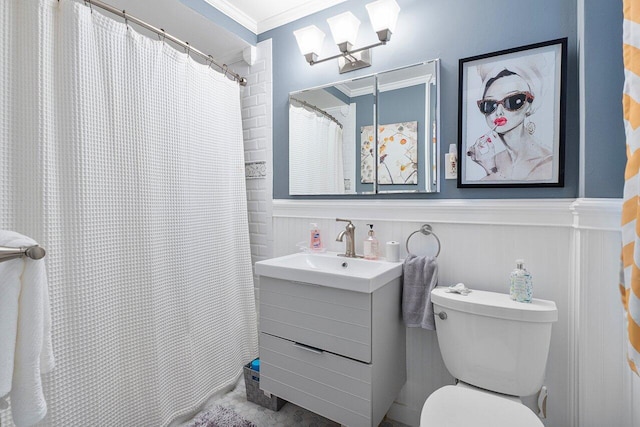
[336,218,359,258]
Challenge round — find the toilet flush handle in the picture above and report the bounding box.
[436,311,447,320]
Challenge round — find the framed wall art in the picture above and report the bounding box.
[457,38,567,188]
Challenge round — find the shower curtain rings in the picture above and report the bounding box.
[84,0,93,13]
[222,64,228,77]
[185,42,191,58]
[158,29,166,44]
[207,55,215,69]
[122,10,129,29]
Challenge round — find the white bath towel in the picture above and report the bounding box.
[402,255,439,330]
[0,231,54,426]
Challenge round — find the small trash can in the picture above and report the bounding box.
[243,359,286,411]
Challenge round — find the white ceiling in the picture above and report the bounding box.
[204,0,346,34]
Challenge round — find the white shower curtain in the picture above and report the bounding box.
[0,1,258,425]
[289,104,345,194]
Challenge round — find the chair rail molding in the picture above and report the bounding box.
[274,198,622,230]
[570,198,622,231]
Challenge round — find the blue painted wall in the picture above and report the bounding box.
[259,0,624,199]
[582,0,625,198]
[354,93,375,193]
[376,85,428,192]
[323,86,351,105]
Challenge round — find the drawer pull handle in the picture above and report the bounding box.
[291,281,318,287]
[293,342,324,354]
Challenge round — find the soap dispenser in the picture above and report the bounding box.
[363,224,379,260]
[509,259,533,303]
[309,223,323,252]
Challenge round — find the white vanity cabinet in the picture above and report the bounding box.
[257,275,406,427]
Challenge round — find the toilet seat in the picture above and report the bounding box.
[420,384,543,427]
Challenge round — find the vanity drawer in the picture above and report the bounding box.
[259,332,372,427]
[259,276,372,363]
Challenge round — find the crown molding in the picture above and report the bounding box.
[378,75,430,93]
[204,0,258,34]
[335,83,374,98]
[258,0,347,33]
[203,0,347,35]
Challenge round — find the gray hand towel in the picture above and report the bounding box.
[402,254,438,330]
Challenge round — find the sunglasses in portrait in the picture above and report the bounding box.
[477,92,534,115]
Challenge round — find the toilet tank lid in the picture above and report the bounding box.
[431,287,558,323]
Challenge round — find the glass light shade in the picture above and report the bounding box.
[326,12,361,46]
[365,0,401,34]
[293,25,325,56]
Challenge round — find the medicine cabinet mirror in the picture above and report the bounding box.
[289,59,440,195]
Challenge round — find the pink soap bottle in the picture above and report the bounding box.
[309,223,323,252]
[363,224,379,260]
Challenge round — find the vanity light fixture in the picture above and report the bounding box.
[293,0,400,74]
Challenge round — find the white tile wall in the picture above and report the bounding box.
[235,40,273,268]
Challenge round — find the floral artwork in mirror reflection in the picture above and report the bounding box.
[360,121,418,184]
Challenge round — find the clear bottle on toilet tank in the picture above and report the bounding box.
[509,259,533,303]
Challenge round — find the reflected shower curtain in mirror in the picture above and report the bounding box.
[0,0,258,425]
[289,105,345,194]
[622,0,640,377]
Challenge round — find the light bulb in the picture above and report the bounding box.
[327,12,361,52]
[366,0,400,42]
[293,25,326,62]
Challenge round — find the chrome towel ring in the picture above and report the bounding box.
[406,224,441,257]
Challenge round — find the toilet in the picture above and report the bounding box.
[420,287,558,427]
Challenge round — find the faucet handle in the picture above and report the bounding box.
[336,218,355,233]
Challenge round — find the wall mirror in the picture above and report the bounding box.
[289,59,440,195]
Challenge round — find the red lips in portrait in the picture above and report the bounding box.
[493,117,507,126]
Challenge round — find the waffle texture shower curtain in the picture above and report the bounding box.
[0,0,258,425]
[289,104,345,194]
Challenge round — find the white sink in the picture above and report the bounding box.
[254,251,403,293]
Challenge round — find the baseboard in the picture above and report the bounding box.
[386,401,420,426]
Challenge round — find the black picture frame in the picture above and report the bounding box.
[457,38,567,188]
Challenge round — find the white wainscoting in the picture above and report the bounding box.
[263,198,634,427]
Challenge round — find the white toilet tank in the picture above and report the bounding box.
[431,287,558,397]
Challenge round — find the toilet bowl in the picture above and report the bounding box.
[420,383,543,427]
[419,287,557,427]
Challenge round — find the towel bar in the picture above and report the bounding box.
[0,245,46,263]
[406,224,441,257]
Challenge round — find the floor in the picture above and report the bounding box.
[184,375,411,427]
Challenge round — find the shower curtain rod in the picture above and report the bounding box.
[79,0,247,86]
[0,244,46,263]
[290,97,343,129]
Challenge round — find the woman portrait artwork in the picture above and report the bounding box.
[458,40,565,187]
